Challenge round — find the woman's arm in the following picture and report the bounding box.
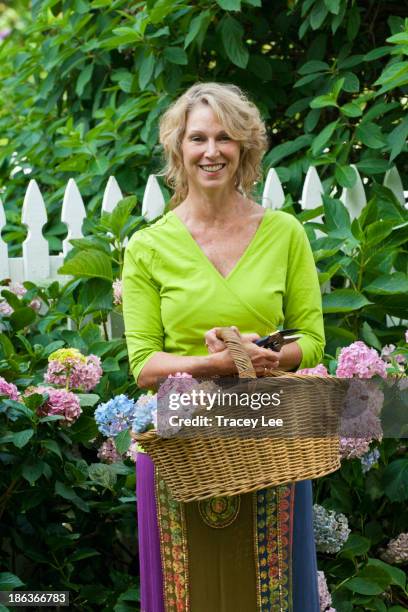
[137,341,282,389]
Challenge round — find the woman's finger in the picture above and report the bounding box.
[204,328,226,353]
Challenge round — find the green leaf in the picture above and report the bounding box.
[335,165,357,188]
[344,577,383,596]
[310,0,328,29]
[364,272,408,295]
[0,572,24,591]
[79,278,113,315]
[298,60,329,75]
[163,47,188,65]
[388,115,408,161]
[361,322,382,351]
[184,10,211,49]
[324,0,340,14]
[375,61,408,94]
[356,158,390,174]
[41,439,62,459]
[22,459,44,485]
[10,307,36,331]
[322,289,372,313]
[115,428,131,454]
[364,46,391,61]
[76,63,93,97]
[70,415,99,443]
[356,122,387,149]
[383,459,408,501]
[310,94,338,109]
[139,52,155,90]
[76,393,100,407]
[340,101,362,117]
[311,120,338,155]
[367,559,406,590]
[323,195,352,238]
[364,220,395,247]
[69,548,101,562]
[0,333,15,356]
[219,16,249,69]
[342,71,360,93]
[12,429,34,448]
[340,534,371,559]
[58,250,113,281]
[55,481,90,512]
[148,0,176,23]
[216,0,241,9]
[88,463,117,489]
[264,135,312,166]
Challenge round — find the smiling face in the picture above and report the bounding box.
[181,103,241,194]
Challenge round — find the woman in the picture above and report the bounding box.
[123,82,324,611]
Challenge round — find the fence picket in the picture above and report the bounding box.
[102,176,123,213]
[142,175,166,221]
[384,166,406,207]
[262,168,285,209]
[340,165,366,219]
[22,180,49,281]
[0,197,10,279]
[301,166,324,212]
[61,178,86,256]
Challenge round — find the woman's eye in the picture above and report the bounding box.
[219,135,231,141]
[191,136,204,142]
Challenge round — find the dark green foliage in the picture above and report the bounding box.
[0,0,407,255]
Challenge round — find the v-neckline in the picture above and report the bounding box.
[168,208,270,281]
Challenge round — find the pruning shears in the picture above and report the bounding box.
[255,328,302,352]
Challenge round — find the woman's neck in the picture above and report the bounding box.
[176,185,254,225]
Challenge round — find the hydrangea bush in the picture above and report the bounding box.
[0,195,407,609]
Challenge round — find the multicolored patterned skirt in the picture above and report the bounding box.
[136,454,319,612]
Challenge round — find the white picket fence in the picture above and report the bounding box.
[1,165,406,286]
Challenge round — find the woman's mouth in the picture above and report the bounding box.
[198,163,226,173]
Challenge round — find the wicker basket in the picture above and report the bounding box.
[133,328,347,502]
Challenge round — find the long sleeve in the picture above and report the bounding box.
[283,220,325,369]
[122,233,164,384]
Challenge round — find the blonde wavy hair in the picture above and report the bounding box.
[159,82,268,205]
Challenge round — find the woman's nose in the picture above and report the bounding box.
[205,138,218,157]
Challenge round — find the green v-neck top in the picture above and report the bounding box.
[122,209,325,383]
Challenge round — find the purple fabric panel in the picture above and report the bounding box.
[136,453,165,612]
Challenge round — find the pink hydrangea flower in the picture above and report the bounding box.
[381,344,406,364]
[297,364,329,376]
[29,298,42,312]
[381,532,408,564]
[0,376,21,400]
[97,438,122,463]
[45,348,102,391]
[405,330,408,343]
[0,301,13,316]
[339,437,371,460]
[158,372,196,399]
[317,570,335,612]
[0,281,41,312]
[336,341,387,379]
[112,279,122,306]
[33,386,82,425]
[8,282,27,297]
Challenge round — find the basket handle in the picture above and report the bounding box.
[216,327,257,379]
[216,327,304,380]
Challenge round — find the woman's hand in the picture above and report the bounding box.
[204,326,259,353]
[204,326,281,375]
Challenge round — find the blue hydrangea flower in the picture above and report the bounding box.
[360,447,380,474]
[94,394,137,437]
[132,394,157,434]
[313,504,350,554]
